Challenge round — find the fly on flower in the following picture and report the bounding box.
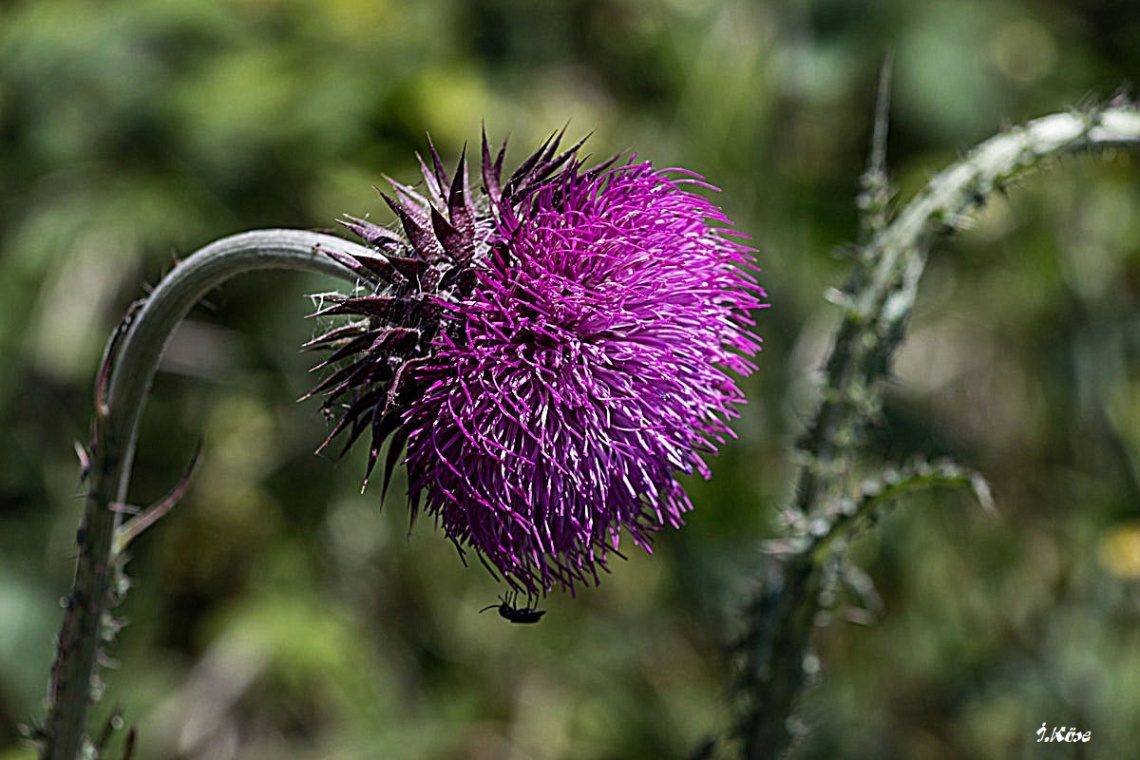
[306,129,766,597]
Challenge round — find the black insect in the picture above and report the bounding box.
[480,591,546,624]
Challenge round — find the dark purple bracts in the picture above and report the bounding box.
[307,131,766,595]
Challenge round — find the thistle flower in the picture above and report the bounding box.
[307,131,765,595]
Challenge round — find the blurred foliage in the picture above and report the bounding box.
[2,0,1139,758]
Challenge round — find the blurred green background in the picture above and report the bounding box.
[2,0,1140,758]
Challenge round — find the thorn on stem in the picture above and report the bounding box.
[94,704,125,754]
[122,727,137,760]
[857,50,896,241]
[74,441,92,483]
[95,300,145,428]
[869,49,894,179]
[114,439,203,553]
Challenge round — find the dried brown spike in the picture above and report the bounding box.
[482,125,506,205]
[361,405,404,484]
[310,331,379,370]
[320,295,398,320]
[387,255,429,283]
[370,326,420,354]
[356,255,402,285]
[380,192,442,263]
[415,152,446,208]
[505,130,559,197]
[380,426,410,501]
[338,216,404,251]
[431,205,472,267]
[425,134,451,193]
[448,147,476,241]
[316,246,397,287]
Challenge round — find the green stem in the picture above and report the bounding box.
[43,229,364,760]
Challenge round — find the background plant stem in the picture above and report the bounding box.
[735,104,1140,760]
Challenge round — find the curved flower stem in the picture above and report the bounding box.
[43,229,363,760]
[735,104,1140,759]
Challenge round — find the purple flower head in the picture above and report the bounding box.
[308,131,765,595]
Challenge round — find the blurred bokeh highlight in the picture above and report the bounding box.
[2,0,1140,758]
